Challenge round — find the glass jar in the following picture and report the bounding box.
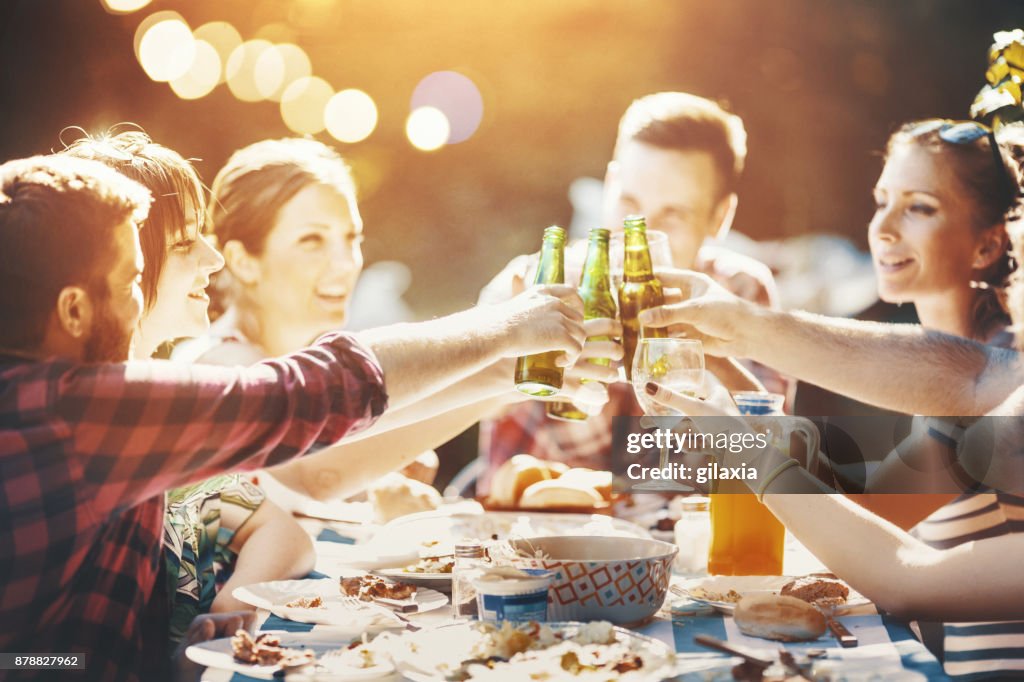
[673,496,710,575]
[452,542,486,620]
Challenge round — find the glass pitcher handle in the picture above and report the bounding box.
[787,417,821,478]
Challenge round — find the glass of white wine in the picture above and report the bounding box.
[630,338,704,492]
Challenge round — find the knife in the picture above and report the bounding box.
[827,617,858,647]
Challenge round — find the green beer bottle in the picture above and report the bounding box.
[618,215,666,380]
[515,226,567,396]
[548,228,618,421]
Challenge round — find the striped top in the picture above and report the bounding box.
[914,492,1024,679]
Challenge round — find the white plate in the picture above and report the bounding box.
[391,621,677,682]
[373,510,652,558]
[314,541,420,570]
[233,578,448,625]
[184,630,393,680]
[677,575,871,615]
[373,568,453,593]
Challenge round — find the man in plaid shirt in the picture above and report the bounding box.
[0,155,586,680]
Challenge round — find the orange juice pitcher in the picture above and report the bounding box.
[708,477,785,575]
[707,392,818,575]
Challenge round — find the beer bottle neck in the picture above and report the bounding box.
[623,230,655,281]
[534,237,566,285]
[580,238,611,293]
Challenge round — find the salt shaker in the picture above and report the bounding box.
[674,496,711,575]
[452,542,486,619]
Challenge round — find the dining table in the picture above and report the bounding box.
[198,506,950,682]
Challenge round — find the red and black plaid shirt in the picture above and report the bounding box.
[0,332,386,681]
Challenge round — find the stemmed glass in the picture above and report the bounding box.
[629,338,704,492]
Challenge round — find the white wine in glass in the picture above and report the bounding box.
[630,338,704,492]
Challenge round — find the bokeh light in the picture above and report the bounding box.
[193,22,242,84]
[137,16,195,83]
[255,43,312,102]
[134,11,184,61]
[170,40,220,100]
[406,106,450,151]
[225,39,274,102]
[101,0,152,13]
[325,89,378,143]
[411,71,484,144]
[280,76,333,134]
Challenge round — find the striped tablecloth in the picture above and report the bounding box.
[201,526,949,681]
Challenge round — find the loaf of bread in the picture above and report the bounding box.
[488,455,564,507]
[518,478,604,509]
[367,472,441,523]
[556,468,613,502]
[733,594,826,642]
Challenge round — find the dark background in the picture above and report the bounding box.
[3,0,1024,485]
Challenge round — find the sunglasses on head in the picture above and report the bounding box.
[917,120,1016,203]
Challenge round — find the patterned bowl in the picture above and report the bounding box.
[508,536,678,626]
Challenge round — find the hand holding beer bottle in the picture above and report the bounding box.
[549,228,621,421]
[492,283,585,363]
[515,226,573,395]
[618,215,668,380]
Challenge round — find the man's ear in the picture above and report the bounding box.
[711,193,739,240]
[600,161,621,227]
[221,239,261,286]
[55,286,93,339]
[603,160,619,185]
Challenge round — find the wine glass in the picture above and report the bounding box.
[629,338,704,492]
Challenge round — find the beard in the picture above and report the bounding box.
[83,290,133,363]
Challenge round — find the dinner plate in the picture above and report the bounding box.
[314,541,420,570]
[233,577,448,625]
[373,567,453,593]
[391,621,677,682]
[373,509,651,558]
[676,575,871,615]
[184,630,394,680]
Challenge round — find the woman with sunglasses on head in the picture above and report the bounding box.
[849,120,1021,531]
[62,131,317,656]
[641,119,1024,679]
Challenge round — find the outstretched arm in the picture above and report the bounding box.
[640,269,1023,416]
[358,285,585,410]
[646,383,1024,622]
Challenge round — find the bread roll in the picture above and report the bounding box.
[489,454,554,507]
[557,468,613,501]
[781,575,849,607]
[733,594,826,642]
[518,478,604,509]
[367,472,441,523]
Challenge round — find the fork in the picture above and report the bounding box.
[340,594,421,632]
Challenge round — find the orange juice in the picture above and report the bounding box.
[707,478,785,575]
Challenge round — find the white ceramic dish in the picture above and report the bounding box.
[185,630,393,680]
[508,536,677,625]
[372,510,652,558]
[677,575,871,615]
[233,577,447,625]
[391,621,677,682]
